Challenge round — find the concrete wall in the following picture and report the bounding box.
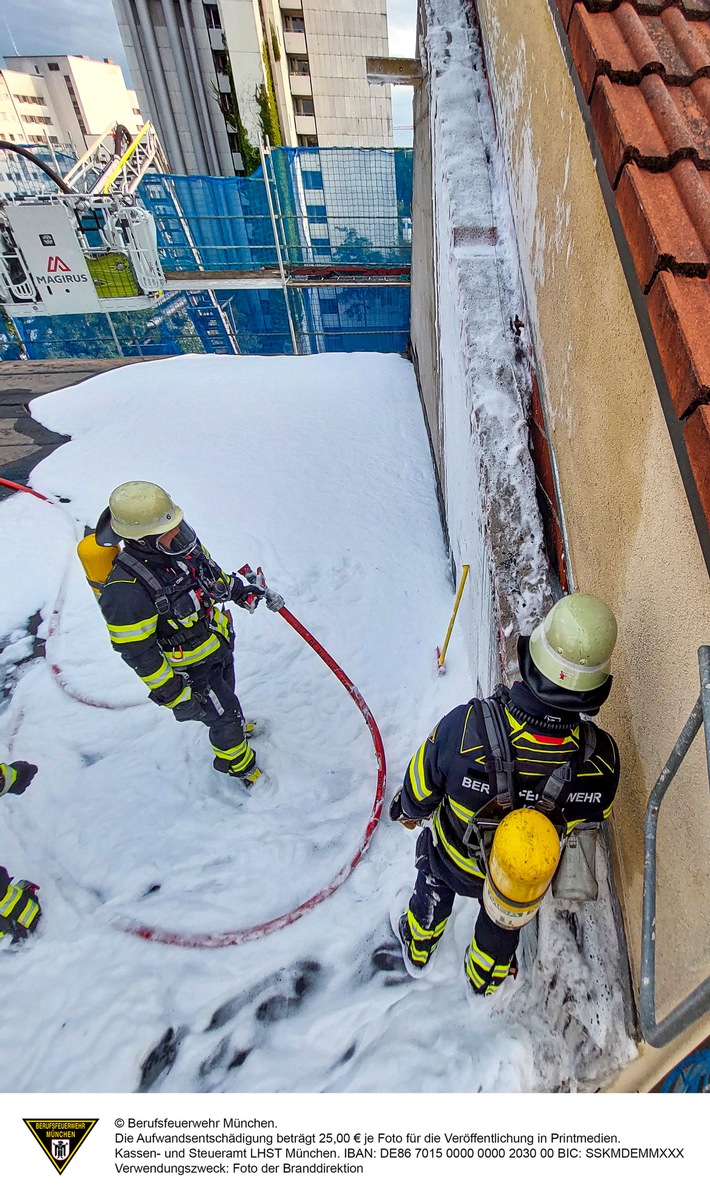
[301,0,392,147]
[409,74,441,485]
[410,0,550,696]
[476,0,710,1080]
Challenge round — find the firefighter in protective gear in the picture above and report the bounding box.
[1,760,41,944]
[97,482,271,787]
[390,594,620,997]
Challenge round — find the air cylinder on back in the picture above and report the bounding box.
[483,808,561,930]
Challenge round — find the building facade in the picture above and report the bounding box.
[111,0,392,177]
[2,55,143,153]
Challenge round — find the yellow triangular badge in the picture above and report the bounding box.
[23,1118,98,1174]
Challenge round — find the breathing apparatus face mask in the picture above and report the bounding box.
[158,520,198,557]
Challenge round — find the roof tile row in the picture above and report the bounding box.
[555,0,710,533]
[569,4,710,97]
[592,75,710,183]
[557,1,710,33]
[616,159,710,289]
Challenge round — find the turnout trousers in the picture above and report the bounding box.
[183,642,255,779]
[406,828,519,995]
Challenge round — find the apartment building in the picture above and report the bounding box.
[2,55,143,153]
[111,0,392,177]
[0,69,61,149]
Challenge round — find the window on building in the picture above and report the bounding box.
[294,97,315,116]
[283,14,305,33]
[288,57,310,76]
[319,297,340,329]
[298,134,318,147]
[49,135,59,144]
[302,169,323,190]
[48,62,60,71]
[204,3,222,28]
[306,204,326,220]
[64,75,87,135]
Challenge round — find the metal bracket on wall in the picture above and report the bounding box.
[641,645,710,1047]
[365,57,423,86]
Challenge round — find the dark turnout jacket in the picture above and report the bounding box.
[400,681,620,889]
[99,544,233,705]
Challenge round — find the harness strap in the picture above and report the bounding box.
[116,550,197,616]
[471,694,515,809]
[464,696,599,850]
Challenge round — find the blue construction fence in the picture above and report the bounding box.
[139,146,413,272]
[0,144,76,196]
[4,286,410,358]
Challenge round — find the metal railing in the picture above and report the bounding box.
[640,645,710,1047]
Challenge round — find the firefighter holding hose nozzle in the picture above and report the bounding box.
[81,482,283,790]
[390,594,620,997]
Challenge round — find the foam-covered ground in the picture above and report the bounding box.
[0,354,634,1092]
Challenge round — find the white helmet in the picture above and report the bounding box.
[528,594,617,693]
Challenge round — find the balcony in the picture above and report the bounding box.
[289,74,312,97]
[280,0,302,8]
[295,114,316,136]
[284,31,307,55]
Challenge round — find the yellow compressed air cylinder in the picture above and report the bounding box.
[77,534,119,597]
[483,808,561,930]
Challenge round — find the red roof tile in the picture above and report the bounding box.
[556,2,710,28]
[616,160,710,288]
[592,74,710,183]
[684,403,710,513]
[569,4,710,100]
[554,0,710,535]
[646,272,710,416]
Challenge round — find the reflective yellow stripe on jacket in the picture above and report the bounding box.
[432,805,485,879]
[106,615,158,646]
[407,740,433,804]
[165,634,222,667]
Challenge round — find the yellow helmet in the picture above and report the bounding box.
[528,594,617,693]
[108,481,183,541]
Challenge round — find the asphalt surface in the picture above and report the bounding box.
[0,359,152,498]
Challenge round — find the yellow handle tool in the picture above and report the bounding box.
[436,563,470,673]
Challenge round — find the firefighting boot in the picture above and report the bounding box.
[390,896,444,977]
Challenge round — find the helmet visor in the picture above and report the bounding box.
[160,520,198,557]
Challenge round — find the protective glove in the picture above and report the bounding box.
[230,575,266,613]
[265,588,285,612]
[0,877,41,944]
[172,693,207,723]
[389,787,420,829]
[4,761,38,796]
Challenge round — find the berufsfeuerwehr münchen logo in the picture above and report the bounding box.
[23,1118,98,1174]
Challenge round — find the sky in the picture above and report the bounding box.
[1,0,417,146]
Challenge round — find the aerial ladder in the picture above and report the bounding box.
[0,123,168,318]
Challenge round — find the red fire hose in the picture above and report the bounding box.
[116,607,386,948]
[0,477,387,946]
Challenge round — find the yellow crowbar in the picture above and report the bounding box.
[436,564,470,674]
